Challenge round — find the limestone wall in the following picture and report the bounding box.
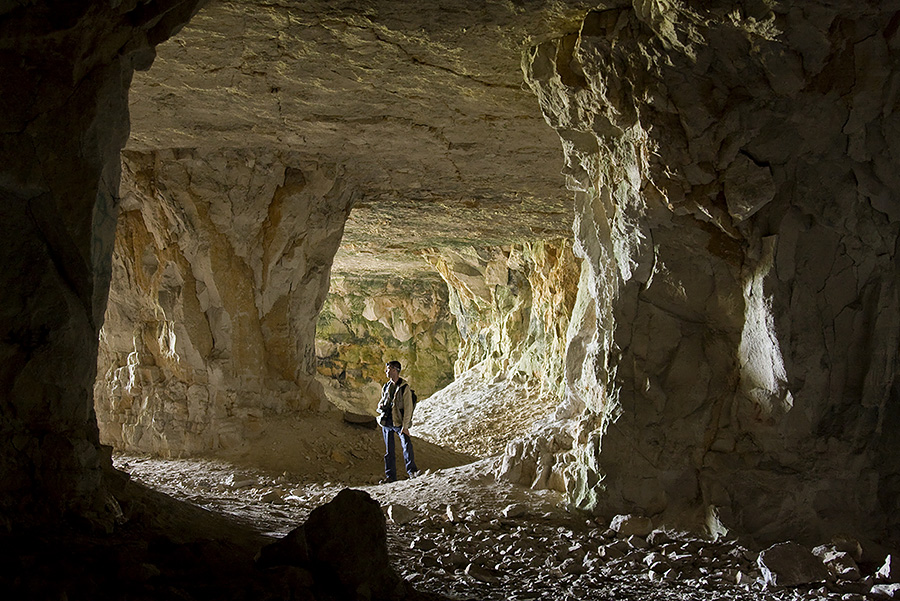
[428,240,580,395]
[315,275,459,415]
[95,149,354,455]
[519,1,900,544]
[409,240,581,462]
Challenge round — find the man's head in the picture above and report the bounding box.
[385,360,401,382]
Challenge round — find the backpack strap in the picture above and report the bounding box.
[396,381,409,416]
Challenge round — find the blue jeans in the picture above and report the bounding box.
[382,425,417,481]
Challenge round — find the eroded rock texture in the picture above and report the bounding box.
[110,0,582,450]
[429,240,580,393]
[316,275,459,415]
[314,240,580,422]
[96,149,354,454]
[3,0,899,557]
[413,240,581,460]
[519,1,900,543]
[0,1,205,525]
[125,0,582,276]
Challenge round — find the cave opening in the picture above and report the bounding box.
[95,0,580,495]
[82,1,607,596]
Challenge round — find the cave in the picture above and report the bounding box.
[2,1,900,599]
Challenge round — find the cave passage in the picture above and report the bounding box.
[94,0,580,494]
[5,6,900,601]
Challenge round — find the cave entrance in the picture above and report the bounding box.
[95,0,580,502]
[93,171,577,497]
[78,2,605,595]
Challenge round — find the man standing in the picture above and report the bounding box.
[377,360,418,483]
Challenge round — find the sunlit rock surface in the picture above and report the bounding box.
[316,239,579,420]
[105,0,900,548]
[96,149,354,454]
[414,239,580,462]
[429,240,580,393]
[316,274,459,415]
[518,1,900,543]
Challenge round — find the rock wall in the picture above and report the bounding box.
[95,149,354,455]
[519,1,900,545]
[413,240,581,460]
[0,1,205,526]
[315,275,459,415]
[429,240,580,394]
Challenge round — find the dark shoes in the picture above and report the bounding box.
[379,470,420,483]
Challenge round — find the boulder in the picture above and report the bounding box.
[501,504,527,519]
[464,563,500,584]
[343,412,378,428]
[819,550,861,581]
[610,514,653,538]
[445,505,463,523]
[258,488,409,600]
[304,489,404,598]
[879,555,900,584]
[758,542,830,588]
[256,526,309,569]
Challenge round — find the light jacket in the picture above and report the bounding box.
[377,377,414,430]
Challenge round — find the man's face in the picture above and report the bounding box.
[385,364,399,380]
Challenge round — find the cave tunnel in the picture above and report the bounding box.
[2,1,900,599]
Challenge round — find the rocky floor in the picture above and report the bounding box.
[113,445,885,601]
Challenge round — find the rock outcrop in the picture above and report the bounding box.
[96,149,355,455]
[411,240,581,460]
[428,240,580,396]
[516,1,900,544]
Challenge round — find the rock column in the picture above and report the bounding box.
[95,149,355,455]
[525,2,900,543]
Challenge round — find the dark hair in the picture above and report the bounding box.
[386,360,402,371]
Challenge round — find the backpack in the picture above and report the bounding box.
[399,382,418,412]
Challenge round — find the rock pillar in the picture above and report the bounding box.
[95,150,355,454]
[525,2,900,543]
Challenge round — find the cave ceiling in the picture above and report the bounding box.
[126,0,595,278]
